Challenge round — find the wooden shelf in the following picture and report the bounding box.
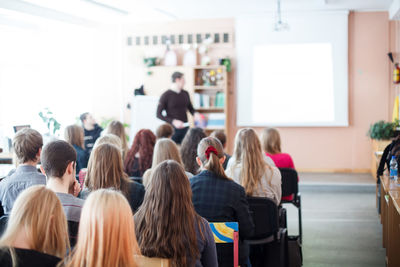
[194,86,224,91]
[193,65,226,70]
[196,107,224,112]
[204,126,225,131]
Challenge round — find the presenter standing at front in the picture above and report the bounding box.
[156,72,196,144]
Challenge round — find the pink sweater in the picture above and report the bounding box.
[266,152,297,201]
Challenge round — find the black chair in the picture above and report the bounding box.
[279,168,302,244]
[0,215,9,236]
[68,220,79,248]
[245,196,287,267]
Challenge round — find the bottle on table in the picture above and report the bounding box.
[390,156,398,180]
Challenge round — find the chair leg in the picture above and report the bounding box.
[298,196,302,244]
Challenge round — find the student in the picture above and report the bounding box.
[40,140,83,246]
[142,138,193,187]
[261,127,295,169]
[124,129,156,178]
[190,137,254,267]
[0,185,69,267]
[79,112,103,154]
[0,129,45,214]
[156,72,197,144]
[210,130,231,170]
[226,128,282,205]
[65,189,140,267]
[180,127,206,175]
[64,125,89,175]
[155,123,175,139]
[104,120,128,160]
[135,160,218,267]
[82,143,145,212]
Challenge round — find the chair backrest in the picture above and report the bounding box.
[134,255,170,267]
[0,215,8,237]
[209,222,239,267]
[279,168,299,198]
[246,196,279,239]
[67,220,79,248]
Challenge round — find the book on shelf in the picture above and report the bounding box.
[206,113,225,127]
[193,93,225,109]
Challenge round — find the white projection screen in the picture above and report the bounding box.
[236,11,349,127]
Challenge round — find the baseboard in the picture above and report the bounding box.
[297,168,371,173]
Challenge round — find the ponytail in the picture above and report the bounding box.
[197,137,230,180]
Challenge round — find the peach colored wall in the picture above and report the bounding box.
[248,12,390,171]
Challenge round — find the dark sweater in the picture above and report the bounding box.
[83,124,103,153]
[0,248,61,267]
[73,144,89,175]
[156,89,195,123]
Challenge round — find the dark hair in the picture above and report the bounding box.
[13,128,43,164]
[135,160,203,267]
[79,112,89,123]
[171,72,184,83]
[180,128,206,174]
[156,123,175,139]
[41,140,76,178]
[210,130,227,147]
[124,129,156,177]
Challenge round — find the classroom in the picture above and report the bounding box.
[0,0,399,266]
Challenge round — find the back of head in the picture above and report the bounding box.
[261,127,281,154]
[233,128,268,195]
[135,160,198,267]
[64,125,84,149]
[68,189,139,267]
[105,121,128,151]
[152,138,183,167]
[125,129,156,175]
[210,130,227,148]
[85,143,128,195]
[0,185,69,258]
[156,123,175,139]
[41,140,77,178]
[13,128,43,164]
[197,137,229,180]
[95,133,122,150]
[180,128,206,174]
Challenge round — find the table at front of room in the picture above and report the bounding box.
[380,175,400,266]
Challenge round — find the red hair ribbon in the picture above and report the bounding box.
[205,146,218,159]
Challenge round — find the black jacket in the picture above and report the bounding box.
[83,124,102,154]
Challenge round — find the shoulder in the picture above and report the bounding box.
[129,180,145,192]
[0,248,61,267]
[160,89,173,98]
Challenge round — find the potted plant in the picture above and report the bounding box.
[38,108,61,144]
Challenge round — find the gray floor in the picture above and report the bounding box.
[285,173,385,267]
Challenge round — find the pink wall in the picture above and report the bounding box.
[248,12,391,172]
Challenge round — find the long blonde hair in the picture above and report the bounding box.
[197,137,229,180]
[261,127,281,154]
[105,121,128,160]
[66,189,140,267]
[0,185,69,258]
[85,143,130,198]
[64,125,84,149]
[135,160,202,267]
[143,138,184,186]
[232,128,272,195]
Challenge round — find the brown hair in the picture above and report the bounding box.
[105,121,128,160]
[124,129,156,177]
[156,123,175,139]
[41,140,76,178]
[210,130,227,147]
[66,189,139,267]
[197,137,229,180]
[85,143,130,199]
[231,128,272,195]
[261,128,281,154]
[0,185,69,259]
[180,128,206,174]
[64,125,84,149]
[134,160,203,267]
[13,128,43,164]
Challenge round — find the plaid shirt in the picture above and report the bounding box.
[190,170,254,266]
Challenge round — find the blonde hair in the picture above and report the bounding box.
[85,143,130,198]
[197,137,229,180]
[66,189,140,267]
[64,125,84,149]
[94,134,122,151]
[261,128,281,154]
[231,128,272,195]
[0,185,69,259]
[105,121,128,160]
[143,138,184,186]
